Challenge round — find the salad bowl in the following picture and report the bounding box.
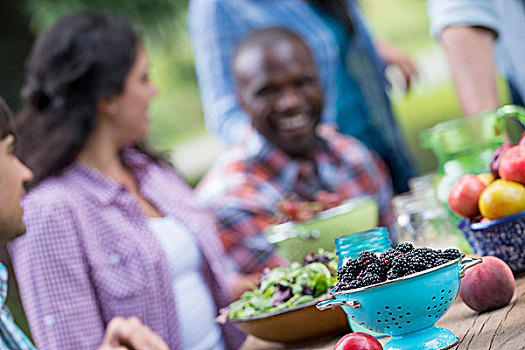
[217,254,349,344]
[266,196,379,262]
[218,296,349,345]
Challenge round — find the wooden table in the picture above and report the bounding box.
[241,276,525,349]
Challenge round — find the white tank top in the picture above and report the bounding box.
[147,216,225,350]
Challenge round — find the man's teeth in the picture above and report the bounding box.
[278,114,309,130]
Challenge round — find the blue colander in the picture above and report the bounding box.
[317,257,482,350]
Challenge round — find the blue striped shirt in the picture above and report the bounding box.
[0,264,35,350]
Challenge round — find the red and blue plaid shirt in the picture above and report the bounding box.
[197,126,394,274]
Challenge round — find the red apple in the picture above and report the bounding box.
[459,256,515,312]
[499,145,525,185]
[334,332,383,350]
[490,145,512,179]
[448,174,486,218]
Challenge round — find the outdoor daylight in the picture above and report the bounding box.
[0,0,524,349]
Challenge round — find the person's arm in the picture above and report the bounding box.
[8,198,105,350]
[231,272,261,300]
[187,0,251,144]
[426,0,500,116]
[440,26,499,116]
[98,317,169,350]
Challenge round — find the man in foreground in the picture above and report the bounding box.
[197,28,394,274]
[0,97,169,350]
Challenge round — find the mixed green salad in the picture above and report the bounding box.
[227,250,338,320]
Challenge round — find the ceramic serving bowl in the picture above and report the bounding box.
[217,296,349,345]
[458,210,525,274]
[317,257,482,350]
[265,196,379,262]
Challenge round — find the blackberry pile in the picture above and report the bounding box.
[332,243,462,292]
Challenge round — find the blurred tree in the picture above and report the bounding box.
[0,1,34,110]
[0,0,187,110]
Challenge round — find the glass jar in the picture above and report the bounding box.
[392,184,462,251]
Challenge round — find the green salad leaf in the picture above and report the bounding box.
[228,249,338,320]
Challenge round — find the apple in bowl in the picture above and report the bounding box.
[499,145,525,185]
[448,174,486,218]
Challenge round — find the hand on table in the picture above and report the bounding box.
[98,317,169,350]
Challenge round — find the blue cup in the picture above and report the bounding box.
[334,226,392,338]
[335,227,392,269]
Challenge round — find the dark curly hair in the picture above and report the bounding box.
[0,98,14,140]
[16,12,165,189]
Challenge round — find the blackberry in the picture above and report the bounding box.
[345,279,363,290]
[337,258,362,282]
[379,248,401,268]
[388,255,410,278]
[332,279,362,293]
[396,242,414,254]
[433,258,449,267]
[405,269,417,276]
[410,248,440,266]
[363,262,387,280]
[360,273,382,287]
[411,247,435,257]
[408,256,427,272]
[442,248,462,261]
[331,282,348,293]
[358,250,379,268]
[387,269,403,280]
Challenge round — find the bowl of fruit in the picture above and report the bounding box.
[449,134,525,274]
[317,243,482,350]
[266,194,379,262]
[217,250,350,345]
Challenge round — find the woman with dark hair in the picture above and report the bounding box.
[189,0,417,194]
[9,12,248,350]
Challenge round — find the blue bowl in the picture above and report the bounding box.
[317,257,482,350]
[457,211,525,274]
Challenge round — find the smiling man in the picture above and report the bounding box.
[197,28,394,274]
[0,98,169,350]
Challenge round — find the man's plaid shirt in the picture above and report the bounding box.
[197,126,394,274]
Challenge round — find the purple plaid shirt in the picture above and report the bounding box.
[8,149,245,350]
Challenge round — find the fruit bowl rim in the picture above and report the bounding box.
[330,256,463,296]
[468,210,525,231]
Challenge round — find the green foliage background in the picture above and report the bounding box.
[12,0,512,174]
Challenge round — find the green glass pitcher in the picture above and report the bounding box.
[421,104,525,210]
